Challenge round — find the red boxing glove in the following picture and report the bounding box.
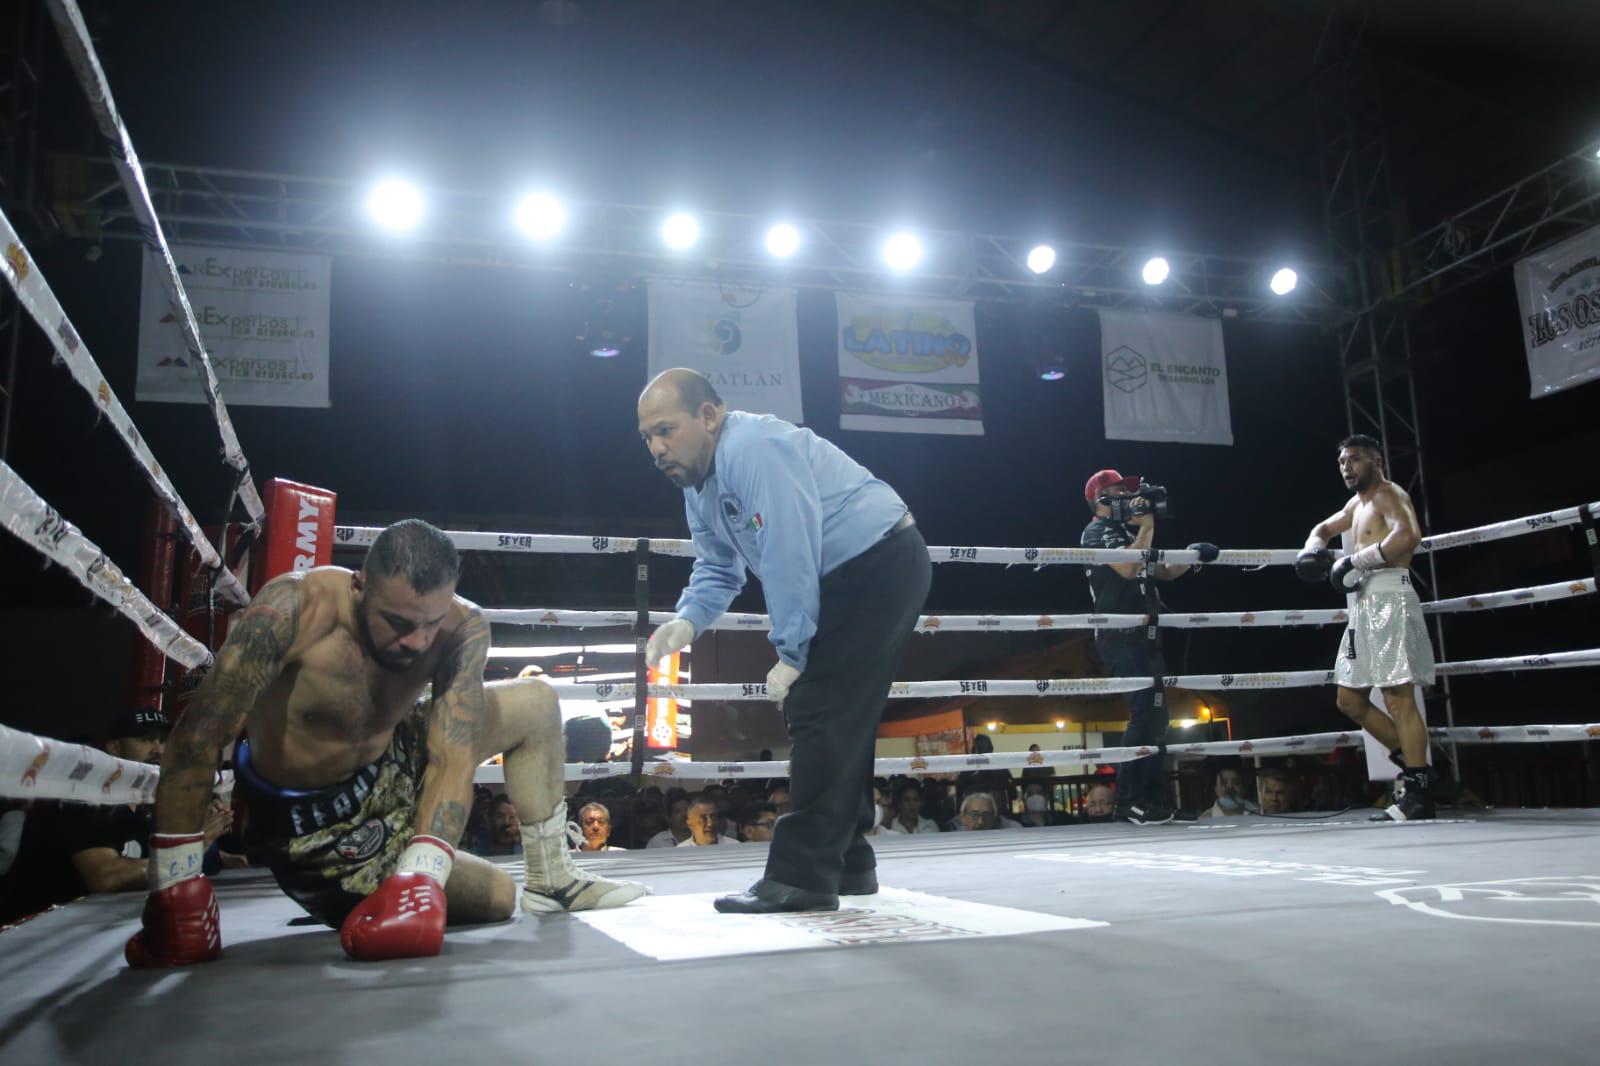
[339,835,453,962]
[125,832,222,967]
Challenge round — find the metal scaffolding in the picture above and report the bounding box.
[1313,0,1459,765]
[56,156,1350,326]
[1380,144,1600,307]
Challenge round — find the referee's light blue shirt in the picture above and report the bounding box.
[674,411,909,672]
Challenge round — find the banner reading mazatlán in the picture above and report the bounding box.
[835,292,982,435]
[136,244,331,408]
[1099,309,1232,446]
[647,279,802,423]
[1513,223,1600,399]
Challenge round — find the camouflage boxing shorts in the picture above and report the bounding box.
[234,701,429,926]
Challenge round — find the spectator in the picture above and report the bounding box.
[478,795,523,856]
[739,803,779,843]
[0,707,229,923]
[865,784,899,836]
[1018,783,1060,827]
[646,789,692,848]
[1082,782,1117,822]
[702,783,735,839]
[959,733,1013,811]
[1021,743,1054,782]
[679,794,738,846]
[632,794,669,849]
[888,781,940,834]
[1201,766,1260,819]
[576,801,624,851]
[1258,768,1295,815]
[956,791,1000,831]
[767,784,793,818]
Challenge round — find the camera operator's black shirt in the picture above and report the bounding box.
[1081,516,1164,618]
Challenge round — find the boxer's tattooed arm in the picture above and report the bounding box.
[155,577,301,834]
[429,801,468,841]
[415,609,491,847]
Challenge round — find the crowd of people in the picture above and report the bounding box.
[453,753,1368,856]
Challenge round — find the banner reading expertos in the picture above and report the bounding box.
[136,243,331,408]
[835,292,982,435]
[1513,223,1600,399]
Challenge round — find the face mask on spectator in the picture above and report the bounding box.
[1217,794,1242,811]
[1025,795,1048,813]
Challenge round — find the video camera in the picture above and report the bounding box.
[1100,482,1171,523]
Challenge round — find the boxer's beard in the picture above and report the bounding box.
[358,608,417,672]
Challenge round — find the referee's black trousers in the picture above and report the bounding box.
[762,525,931,894]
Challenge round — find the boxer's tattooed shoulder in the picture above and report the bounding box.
[431,610,491,749]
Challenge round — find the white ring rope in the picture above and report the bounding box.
[0,463,213,668]
[337,499,1600,568]
[43,0,265,525]
[6,718,1593,798]
[540,647,1600,702]
[483,577,1596,637]
[0,210,247,606]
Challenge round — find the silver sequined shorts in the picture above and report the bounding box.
[1333,569,1436,689]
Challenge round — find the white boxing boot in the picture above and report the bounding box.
[519,802,649,914]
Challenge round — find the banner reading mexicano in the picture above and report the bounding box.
[136,244,331,408]
[647,279,802,423]
[1513,223,1600,399]
[1099,308,1232,446]
[835,292,982,435]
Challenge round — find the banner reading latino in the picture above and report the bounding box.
[1513,223,1600,398]
[647,279,802,423]
[136,243,331,408]
[835,292,982,435]
[1099,309,1233,446]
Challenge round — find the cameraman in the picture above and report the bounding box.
[1081,470,1214,824]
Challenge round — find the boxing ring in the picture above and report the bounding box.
[5,4,1600,1062]
[3,812,1599,1064]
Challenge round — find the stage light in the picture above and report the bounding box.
[1038,360,1066,382]
[1055,720,1067,730]
[882,232,923,271]
[573,288,635,359]
[765,222,801,258]
[661,212,700,249]
[366,179,425,231]
[515,192,566,240]
[1177,718,1198,729]
[1270,267,1298,295]
[1141,256,1170,285]
[1026,244,1056,274]
[986,721,999,732]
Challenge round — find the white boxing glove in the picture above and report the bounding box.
[645,617,696,664]
[766,661,801,704]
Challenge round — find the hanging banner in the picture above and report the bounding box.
[1513,223,1600,399]
[835,292,982,435]
[136,244,331,408]
[1099,309,1232,446]
[647,279,802,423]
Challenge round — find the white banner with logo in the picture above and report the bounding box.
[835,292,982,435]
[1513,223,1600,398]
[136,244,331,408]
[647,279,802,423]
[1099,309,1232,446]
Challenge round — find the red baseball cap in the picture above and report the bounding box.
[1084,469,1140,505]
